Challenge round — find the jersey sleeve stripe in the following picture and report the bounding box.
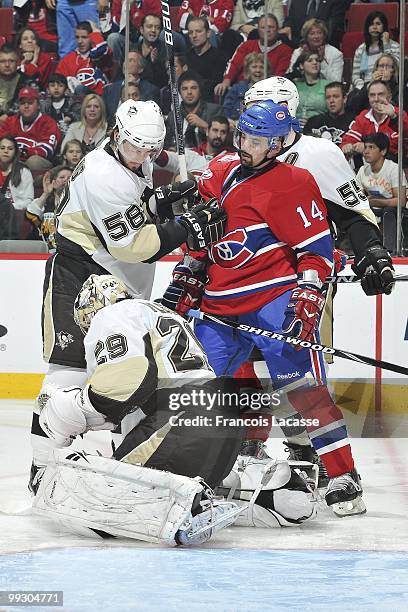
[204,274,297,297]
[293,229,331,250]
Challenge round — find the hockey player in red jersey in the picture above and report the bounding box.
[162,101,366,516]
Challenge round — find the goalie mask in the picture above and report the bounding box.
[74,274,131,334]
[113,99,166,165]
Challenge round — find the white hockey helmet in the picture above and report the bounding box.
[74,274,131,334]
[244,77,300,117]
[113,99,166,163]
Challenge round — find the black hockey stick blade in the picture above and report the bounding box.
[188,309,408,376]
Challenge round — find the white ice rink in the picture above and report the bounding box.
[1,400,407,612]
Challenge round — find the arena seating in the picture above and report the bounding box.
[345,3,399,35]
[0,8,14,42]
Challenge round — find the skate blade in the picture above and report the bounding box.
[184,503,243,541]
[331,496,367,517]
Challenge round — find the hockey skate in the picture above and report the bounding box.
[175,498,241,545]
[283,441,328,489]
[325,468,366,517]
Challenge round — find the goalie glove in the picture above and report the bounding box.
[162,255,206,317]
[143,180,197,222]
[177,198,226,250]
[351,245,395,296]
[38,385,114,447]
[282,284,326,344]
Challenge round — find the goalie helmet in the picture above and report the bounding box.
[74,274,131,334]
[244,76,300,117]
[113,99,166,163]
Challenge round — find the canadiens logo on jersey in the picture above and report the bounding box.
[210,228,255,269]
[76,67,106,91]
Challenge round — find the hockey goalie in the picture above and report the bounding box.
[32,274,316,544]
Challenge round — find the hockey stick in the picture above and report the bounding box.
[161,1,188,182]
[325,274,408,285]
[187,309,408,376]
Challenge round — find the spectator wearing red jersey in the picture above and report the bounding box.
[214,14,292,97]
[341,80,408,165]
[16,27,54,91]
[111,0,161,32]
[0,86,61,171]
[56,21,112,96]
[178,0,234,36]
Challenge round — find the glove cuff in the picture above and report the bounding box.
[297,270,323,291]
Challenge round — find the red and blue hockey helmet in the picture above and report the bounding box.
[234,100,293,151]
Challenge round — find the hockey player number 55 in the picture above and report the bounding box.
[336,180,367,207]
[296,200,324,228]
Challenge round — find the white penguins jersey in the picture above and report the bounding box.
[277,134,378,227]
[56,141,159,298]
[84,299,215,407]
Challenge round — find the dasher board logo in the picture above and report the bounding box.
[0,325,7,338]
[56,331,74,350]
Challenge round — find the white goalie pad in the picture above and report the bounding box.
[220,457,316,528]
[32,449,238,545]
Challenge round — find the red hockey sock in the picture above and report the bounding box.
[241,412,273,442]
[233,361,263,389]
[287,386,354,478]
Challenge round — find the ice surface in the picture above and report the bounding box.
[1,401,407,611]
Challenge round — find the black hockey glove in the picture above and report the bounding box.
[177,198,226,250]
[351,246,395,296]
[148,180,198,222]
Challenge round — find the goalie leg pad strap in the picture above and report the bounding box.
[219,457,316,527]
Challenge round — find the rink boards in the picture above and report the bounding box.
[0,254,407,419]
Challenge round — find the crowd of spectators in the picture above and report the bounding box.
[0,0,407,252]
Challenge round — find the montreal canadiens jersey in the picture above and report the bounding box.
[84,299,214,409]
[277,134,377,227]
[198,154,333,315]
[56,141,159,298]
